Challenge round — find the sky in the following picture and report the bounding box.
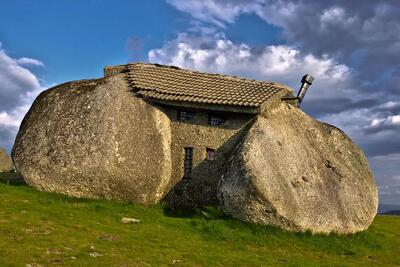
[0,0,399,205]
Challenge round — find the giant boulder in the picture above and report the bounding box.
[0,148,13,172]
[219,103,378,234]
[12,74,172,204]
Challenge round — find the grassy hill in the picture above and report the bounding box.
[0,172,399,266]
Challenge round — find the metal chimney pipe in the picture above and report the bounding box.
[297,74,314,107]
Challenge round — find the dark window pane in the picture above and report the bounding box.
[206,148,215,160]
[183,147,193,179]
[208,114,226,125]
[178,110,196,121]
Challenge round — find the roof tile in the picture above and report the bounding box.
[125,63,290,108]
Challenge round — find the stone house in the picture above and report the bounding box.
[13,63,378,233]
[105,63,295,208]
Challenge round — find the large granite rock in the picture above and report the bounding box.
[0,148,13,172]
[12,74,172,204]
[219,103,378,234]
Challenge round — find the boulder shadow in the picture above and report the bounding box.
[162,119,256,217]
[0,172,26,186]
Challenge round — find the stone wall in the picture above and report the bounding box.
[161,106,255,209]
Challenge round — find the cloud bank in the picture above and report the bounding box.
[0,42,45,151]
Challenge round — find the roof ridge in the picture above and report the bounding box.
[125,62,286,89]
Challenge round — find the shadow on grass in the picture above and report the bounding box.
[162,205,196,218]
[162,204,320,238]
[162,204,230,221]
[0,172,26,186]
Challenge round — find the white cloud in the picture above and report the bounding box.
[365,113,400,131]
[0,43,45,151]
[0,112,21,127]
[391,115,400,125]
[0,49,42,110]
[319,7,358,34]
[16,57,45,67]
[149,34,352,95]
[166,0,259,28]
[379,101,400,110]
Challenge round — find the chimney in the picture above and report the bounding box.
[296,74,314,107]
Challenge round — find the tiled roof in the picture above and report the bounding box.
[125,63,290,108]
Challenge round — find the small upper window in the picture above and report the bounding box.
[178,110,196,122]
[206,148,216,160]
[208,114,226,126]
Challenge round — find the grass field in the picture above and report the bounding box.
[0,172,399,266]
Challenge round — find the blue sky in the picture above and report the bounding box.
[0,0,281,84]
[0,0,399,205]
[0,0,187,83]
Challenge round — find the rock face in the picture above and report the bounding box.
[12,74,172,204]
[219,103,378,234]
[0,148,13,172]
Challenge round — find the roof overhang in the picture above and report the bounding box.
[143,98,260,114]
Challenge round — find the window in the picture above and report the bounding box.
[183,147,194,179]
[178,110,196,122]
[208,114,226,126]
[206,148,215,160]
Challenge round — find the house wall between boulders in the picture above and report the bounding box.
[161,105,255,209]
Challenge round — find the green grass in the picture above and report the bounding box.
[0,173,399,266]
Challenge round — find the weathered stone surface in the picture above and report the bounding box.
[12,74,172,204]
[0,148,13,172]
[219,103,378,234]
